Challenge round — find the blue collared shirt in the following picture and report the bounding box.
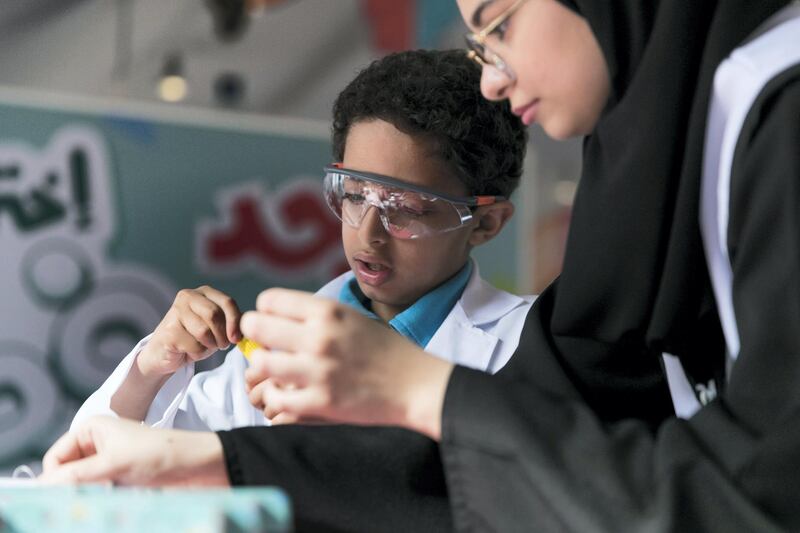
[338,261,473,348]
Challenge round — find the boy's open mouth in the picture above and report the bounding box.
[354,257,392,287]
[365,262,386,271]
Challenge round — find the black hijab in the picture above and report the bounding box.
[550,0,791,367]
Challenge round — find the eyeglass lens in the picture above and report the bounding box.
[324,173,471,239]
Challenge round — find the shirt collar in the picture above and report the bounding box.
[338,261,473,348]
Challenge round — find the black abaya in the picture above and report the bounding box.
[218,1,800,531]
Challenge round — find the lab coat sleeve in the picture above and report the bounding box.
[439,75,800,532]
[71,334,263,431]
[71,334,192,430]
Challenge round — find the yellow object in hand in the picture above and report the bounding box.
[237,337,262,360]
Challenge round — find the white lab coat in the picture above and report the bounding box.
[72,263,534,431]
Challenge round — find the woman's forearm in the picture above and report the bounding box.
[164,430,229,486]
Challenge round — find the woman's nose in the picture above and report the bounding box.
[480,64,512,101]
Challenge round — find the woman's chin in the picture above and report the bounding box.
[541,114,591,141]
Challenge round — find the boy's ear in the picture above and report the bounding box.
[468,201,515,246]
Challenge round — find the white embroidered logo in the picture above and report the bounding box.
[695,380,718,406]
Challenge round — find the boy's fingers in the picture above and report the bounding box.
[188,299,230,349]
[197,286,243,343]
[178,312,220,350]
[162,329,211,360]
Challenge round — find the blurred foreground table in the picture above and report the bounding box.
[0,486,291,533]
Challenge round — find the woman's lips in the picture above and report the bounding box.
[354,259,392,287]
[513,100,539,126]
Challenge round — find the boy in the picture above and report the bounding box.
[73,49,531,431]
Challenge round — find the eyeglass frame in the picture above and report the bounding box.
[325,165,505,207]
[464,0,528,81]
[323,164,506,238]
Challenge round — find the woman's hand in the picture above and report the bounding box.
[40,416,228,486]
[241,289,454,440]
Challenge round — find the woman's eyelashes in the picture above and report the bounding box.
[490,18,511,41]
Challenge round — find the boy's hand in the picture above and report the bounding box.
[241,289,454,440]
[40,416,227,486]
[138,286,243,378]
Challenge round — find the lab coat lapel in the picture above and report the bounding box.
[318,264,527,372]
[426,303,499,371]
[426,263,526,371]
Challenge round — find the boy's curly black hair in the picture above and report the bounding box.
[332,49,528,198]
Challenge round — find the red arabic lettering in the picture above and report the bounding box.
[206,188,346,273]
[362,0,414,52]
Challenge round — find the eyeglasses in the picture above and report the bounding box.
[464,0,528,81]
[323,165,504,240]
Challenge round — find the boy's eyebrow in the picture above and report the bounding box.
[472,0,496,28]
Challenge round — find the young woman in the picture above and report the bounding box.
[43,1,800,531]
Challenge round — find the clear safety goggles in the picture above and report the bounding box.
[323,165,505,240]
